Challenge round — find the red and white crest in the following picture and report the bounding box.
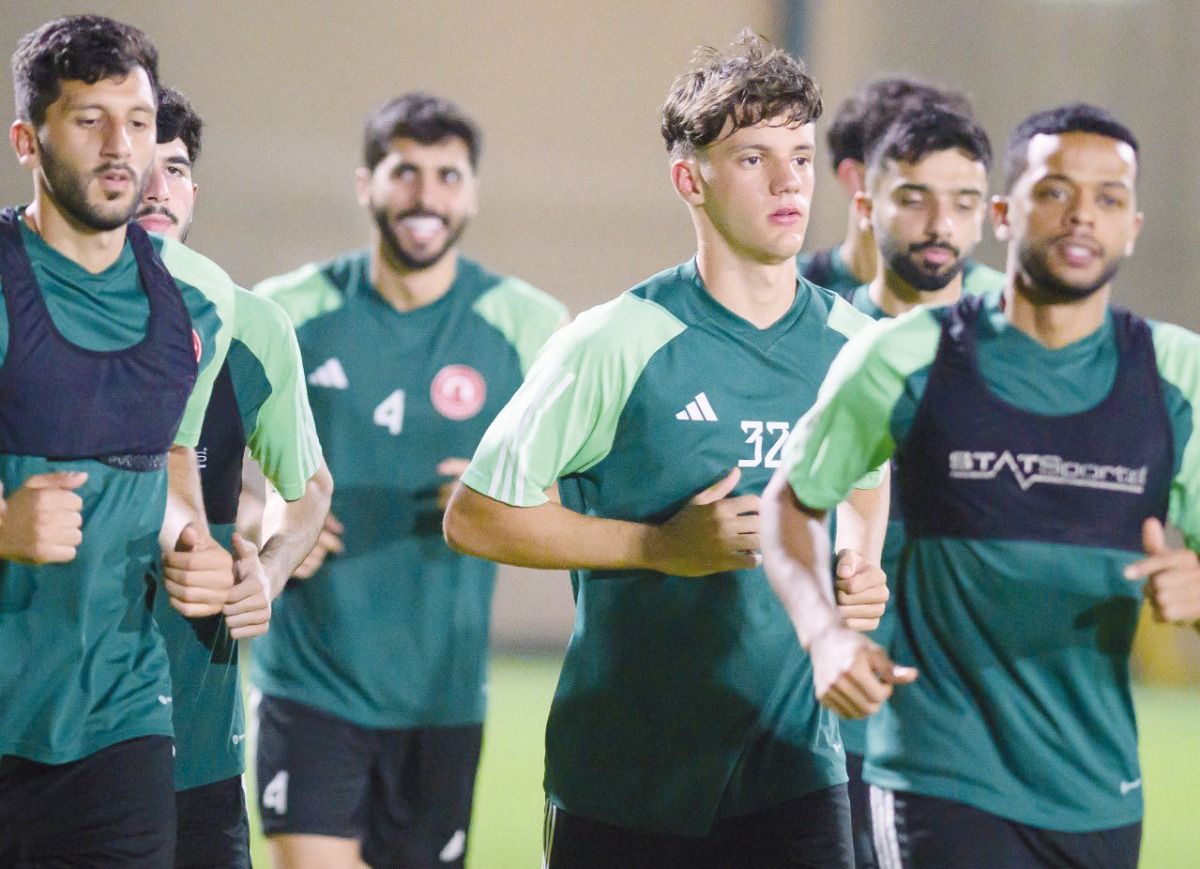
[431,364,486,420]
[192,329,202,363]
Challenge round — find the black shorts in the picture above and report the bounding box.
[255,694,482,869]
[869,786,1142,869]
[174,775,249,869]
[0,735,175,868]
[543,784,853,869]
[846,753,876,868]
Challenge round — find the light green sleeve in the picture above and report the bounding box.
[472,277,569,375]
[1151,322,1200,550]
[460,293,684,507]
[160,237,235,448]
[782,308,941,511]
[234,289,324,501]
[254,263,344,329]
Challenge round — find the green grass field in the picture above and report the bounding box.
[248,658,1200,868]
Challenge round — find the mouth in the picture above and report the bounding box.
[769,206,804,226]
[135,207,177,232]
[1053,235,1102,268]
[396,212,448,244]
[911,244,958,268]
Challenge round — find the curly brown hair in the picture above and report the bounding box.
[661,30,822,160]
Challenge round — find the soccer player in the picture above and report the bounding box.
[763,103,1200,869]
[799,77,1003,298]
[837,106,992,868]
[0,16,238,866]
[250,92,566,869]
[136,86,332,869]
[445,33,889,869]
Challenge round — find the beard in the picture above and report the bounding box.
[374,205,467,271]
[38,138,146,232]
[1017,238,1121,302]
[879,235,967,293]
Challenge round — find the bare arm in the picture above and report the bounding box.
[444,469,759,576]
[761,469,915,719]
[830,468,891,632]
[160,445,234,618]
[259,463,333,598]
[834,465,890,567]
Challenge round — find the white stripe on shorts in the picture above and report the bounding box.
[871,785,903,869]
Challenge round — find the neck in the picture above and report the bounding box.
[370,239,458,312]
[838,208,876,283]
[1004,273,1110,349]
[24,192,128,274]
[869,260,963,317]
[695,237,797,329]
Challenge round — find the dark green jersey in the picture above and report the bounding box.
[0,216,234,765]
[252,251,564,728]
[155,288,322,790]
[783,293,1200,831]
[462,259,883,836]
[799,246,1004,298]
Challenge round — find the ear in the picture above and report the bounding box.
[191,182,200,202]
[836,158,866,195]
[354,167,371,208]
[671,157,704,206]
[10,120,40,169]
[853,189,873,232]
[1125,210,1144,256]
[990,194,1010,242]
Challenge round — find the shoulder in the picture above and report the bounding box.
[253,250,363,327]
[833,304,943,384]
[156,236,235,305]
[962,260,1006,296]
[807,279,875,341]
[1151,319,1200,391]
[473,272,567,323]
[234,287,295,349]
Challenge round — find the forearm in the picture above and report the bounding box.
[444,483,654,570]
[258,463,333,598]
[833,465,890,565]
[161,446,209,550]
[761,472,845,649]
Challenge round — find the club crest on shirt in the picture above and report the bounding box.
[431,364,486,420]
[192,329,202,363]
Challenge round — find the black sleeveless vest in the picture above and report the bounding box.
[894,295,1172,553]
[0,209,197,467]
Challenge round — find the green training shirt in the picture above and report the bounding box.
[0,215,234,765]
[782,291,1200,831]
[155,287,323,790]
[462,258,882,836]
[252,251,564,728]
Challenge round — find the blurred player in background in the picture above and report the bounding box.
[764,103,1200,869]
[0,16,238,866]
[835,105,992,868]
[136,86,332,869]
[800,76,1003,298]
[251,92,565,869]
[446,32,892,869]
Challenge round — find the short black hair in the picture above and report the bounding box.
[363,93,481,171]
[12,15,159,126]
[156,86,203,163]
[826,76,973,171]
[1005,103,1139,191]
[661,30,822,159]
[866,106,992,176]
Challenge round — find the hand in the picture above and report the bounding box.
[222,534,272,639]
[646,468,761,577]
[163,523,235,618]
[1124,518,1200,624]
[809,626,918,719]
[292,512,344,579]
[835,549,888,632]
[0,472,87,564]
[436,458,471,511]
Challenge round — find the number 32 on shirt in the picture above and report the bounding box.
[739,420,790,469]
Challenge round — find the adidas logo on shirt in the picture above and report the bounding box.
[308,358,349,389]
[676,392,718,422]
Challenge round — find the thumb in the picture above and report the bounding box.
[889,664,920,684]
[175,522,201,553]
[25,471,88,491]
[692,468,741,506]
[836,549,863,578]
[1142,517,1168,556]
[869,647,918,684]
[231,533,257,561]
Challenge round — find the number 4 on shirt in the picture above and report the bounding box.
[374,389,406,435]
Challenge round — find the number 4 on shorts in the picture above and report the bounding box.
[262,770,289,815]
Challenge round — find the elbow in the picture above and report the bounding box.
[310,463,334,512]
[442,485,477,556]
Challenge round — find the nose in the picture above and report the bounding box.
[1066,194,1097,228]
[930,199,956,239]
[142,163,168,204]
[99,118,132,161]
[770,158,804,196]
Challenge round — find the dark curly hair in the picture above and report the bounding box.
[156,86,203,163]
[1005,103,1138,191]
[12,15,159,126]
[866,106,992,176]
[661,30,823,159]
[363,93,481,171]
